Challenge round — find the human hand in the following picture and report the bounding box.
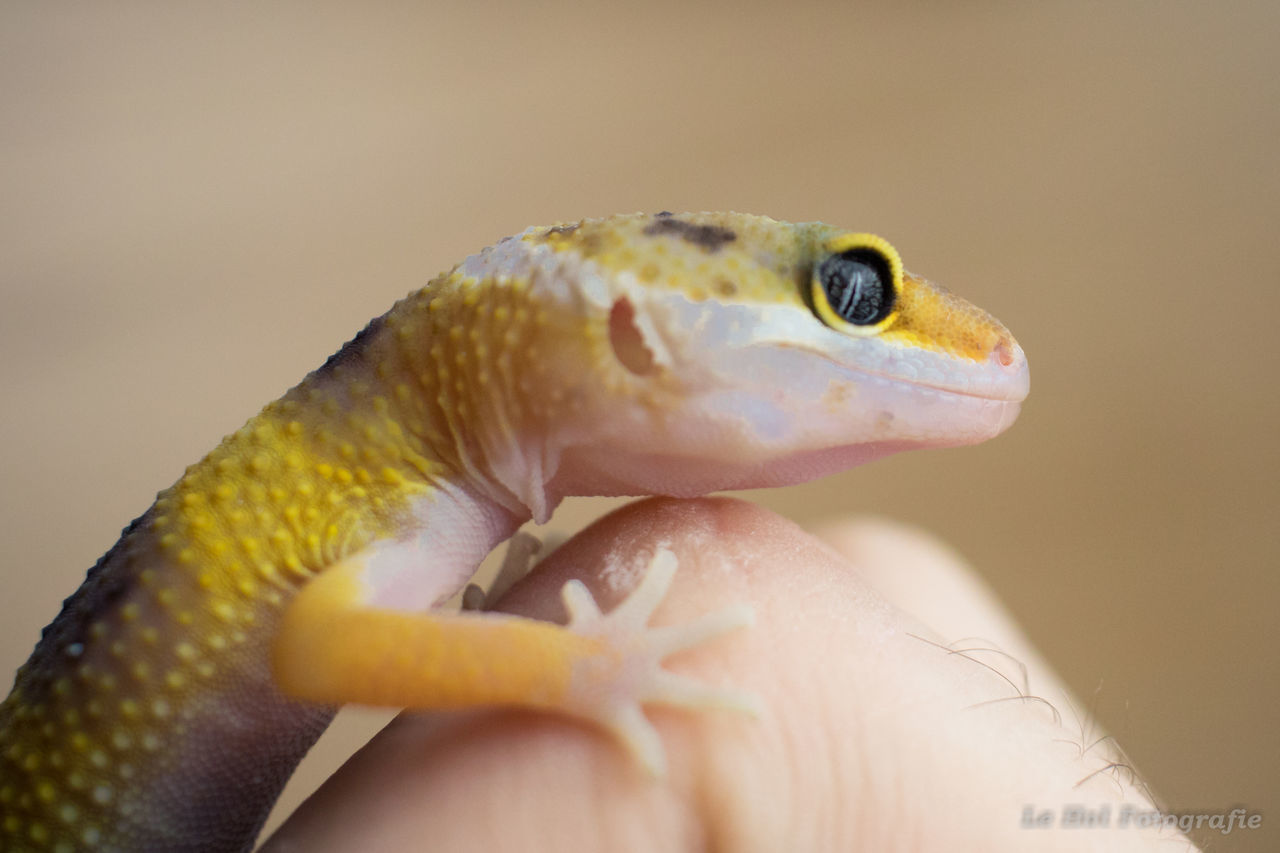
[262,497,1191,852]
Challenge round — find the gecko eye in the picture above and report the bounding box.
[810,233,903,336]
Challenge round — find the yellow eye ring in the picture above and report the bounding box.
[810,233,903,336]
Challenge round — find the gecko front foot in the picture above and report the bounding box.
[560,548,760,776]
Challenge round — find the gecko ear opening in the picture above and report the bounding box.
[609,297,657,376]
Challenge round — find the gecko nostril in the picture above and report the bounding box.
[992,339,1017,369]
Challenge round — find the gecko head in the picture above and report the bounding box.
[522,213,1029,498]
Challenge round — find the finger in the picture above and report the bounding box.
[263,497,1184,852]
[810,517,1074,706]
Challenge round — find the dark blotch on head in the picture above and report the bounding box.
[643,215,736,252]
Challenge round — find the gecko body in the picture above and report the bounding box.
[0,212,1028,851]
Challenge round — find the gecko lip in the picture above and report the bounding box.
[913,356,1029,402]
[824,344,1030,404]
[907,336,1028,402]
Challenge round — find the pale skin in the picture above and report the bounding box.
[262,498,1196,853]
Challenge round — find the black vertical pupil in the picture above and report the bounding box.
[818,249,894,326]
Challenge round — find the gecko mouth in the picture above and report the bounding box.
[828,341,1030,404]
[768,329,1029,404]
[904,371,1029,403]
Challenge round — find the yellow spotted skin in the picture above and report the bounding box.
[0,212,1027,852]
[0,265,581,850]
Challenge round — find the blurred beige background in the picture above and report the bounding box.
[2,1,1276,850]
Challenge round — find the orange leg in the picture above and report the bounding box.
[272,549,758,775]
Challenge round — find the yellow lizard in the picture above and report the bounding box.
[0,212,1028,852]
